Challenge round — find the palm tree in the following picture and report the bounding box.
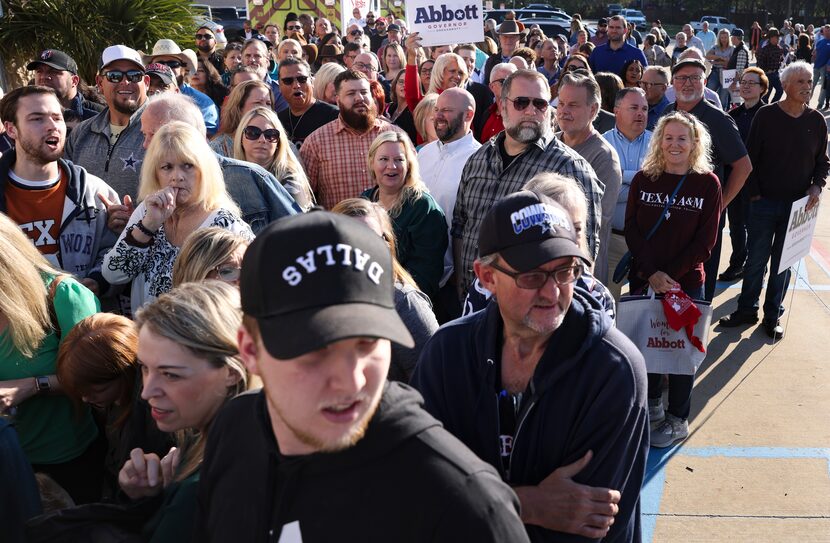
[0,0,198,83]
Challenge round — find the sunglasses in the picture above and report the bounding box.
[507,96,549,112]
[280,75,310,85]
[158,60,183,69]
[103,70,145,84]
[287,24,302,31]
[243,125,280,143]
[350,29,364,36]
[213,266,241,282]
[195,33,214,40]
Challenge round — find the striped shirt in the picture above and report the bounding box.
[451,131,604,294]
[300,116,403,209]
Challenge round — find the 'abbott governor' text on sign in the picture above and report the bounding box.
[406,1,484,46]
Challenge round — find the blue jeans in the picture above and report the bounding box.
[812,65,827,106]
[703,212,726,302]
[766,71,784,102]
[736,198,792,321]
[726,190,750,269]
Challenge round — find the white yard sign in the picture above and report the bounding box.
[405,0,484,47]
[779,195,820,274]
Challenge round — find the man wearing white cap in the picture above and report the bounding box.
[142,39,219,135]
[65,45,148,201]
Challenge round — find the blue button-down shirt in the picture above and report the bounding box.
[647,95,669,130]
[602,126,652,230]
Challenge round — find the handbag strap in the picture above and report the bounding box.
[644,173,688,241]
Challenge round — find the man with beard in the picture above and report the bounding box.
[241,38,289,112]
[483,20,521,85]
[193,211,531,542]
[418,88,481,320]
[662,58,752,302]
[556,72,622,285]
[412,191,648,542]
[277,58,338,149]
[589,15,647,75]
[299,70,403,209]
[65,45,149,200]
[720,62,828,339]
[27,49,103,121]
[194,25,225,74]
[0,86,118,295]
[142,39,219,135]
[451,69,603,297]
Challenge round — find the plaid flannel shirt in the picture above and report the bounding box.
[451,130,604,295]
[300,117,403,209]
[756,43,786,73]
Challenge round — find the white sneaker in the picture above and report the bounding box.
[648,399,665,427]
[650,414,688,448]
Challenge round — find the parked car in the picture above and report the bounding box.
[525,4,570,17]
[485,8,570,25]
[690,16,737,33]
[620,9,647,29]
[519,18,594,41]
[607,4,623,16]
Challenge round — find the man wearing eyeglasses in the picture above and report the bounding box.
[276,58,337,149]
[194,25,224,74]
[345,23,365,45]
[451,69,602,299]
[662,58,752,302]
[478,63,516,142]
[353,52,391,101]
[412,190,648,542]
[65,45,149,201]
[639,66,669,130]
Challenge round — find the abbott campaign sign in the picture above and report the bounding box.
[406,0,484,46]
[778,195,820,274]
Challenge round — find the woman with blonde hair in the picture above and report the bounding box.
[361,131,447,300]
[232,107,314,209]
[104,122,253,315]
[332,198,439,382]
[312,62,345,105]
[57,313,173,496]
[705,29,734,106]
[172,227,250,287]
[625,111,721,448]
[118,282,248,540]
[0,212,101,504]
[210,79,274,156]
[382,42,405,83]
[412,92,439,148]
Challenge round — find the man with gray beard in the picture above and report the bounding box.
[451,69,603,298]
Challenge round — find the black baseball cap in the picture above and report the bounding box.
[671,58,706,75]
[27,49,78,74]
[241,211,414,359]
[731,28,744,38]
[478,191,590,272]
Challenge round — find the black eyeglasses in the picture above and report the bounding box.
[350,29,364,36]
[507,96,549,112]
[195,33,214,40]
[213,266,241,282]
[489,261,582,289]
[280,75,310,85]
[157,60,183,69]
[491,78,506,85]
[103,70,145,84]
[243,125,280,142]
[674,74,704,84]
[639,81,667,89]
[287,24,302,31]
[566,64,587,72]
[739,80,761,86]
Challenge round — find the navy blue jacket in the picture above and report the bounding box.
[411,291,649,542]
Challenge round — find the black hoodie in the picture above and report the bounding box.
[194,382,529,542]
[411,291,649,542]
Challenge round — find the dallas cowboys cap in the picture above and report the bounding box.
[241,211,414,359]
[478,190,590,272]
[27,50,78,75]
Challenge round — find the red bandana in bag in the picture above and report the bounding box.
[661,288,705,353]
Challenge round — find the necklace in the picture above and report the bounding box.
[288,106,310,138]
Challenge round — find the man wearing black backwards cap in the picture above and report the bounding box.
[663,58,752,302]
[412,191,648,542]
[194,211,530,542]
[28,49,103,120]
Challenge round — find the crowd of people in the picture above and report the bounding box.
[0,8,828,542]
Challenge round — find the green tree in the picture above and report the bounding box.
[0,0,199,83]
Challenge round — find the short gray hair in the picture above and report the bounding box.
[643,65,670,83]
[781,60,812,85]
[614,86,646,108]
[557,72,601,109]
[145,93,206,137]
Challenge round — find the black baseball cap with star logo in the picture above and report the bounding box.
[27,49,79,75]
[478,190,591,272]
[241,210,414,359]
